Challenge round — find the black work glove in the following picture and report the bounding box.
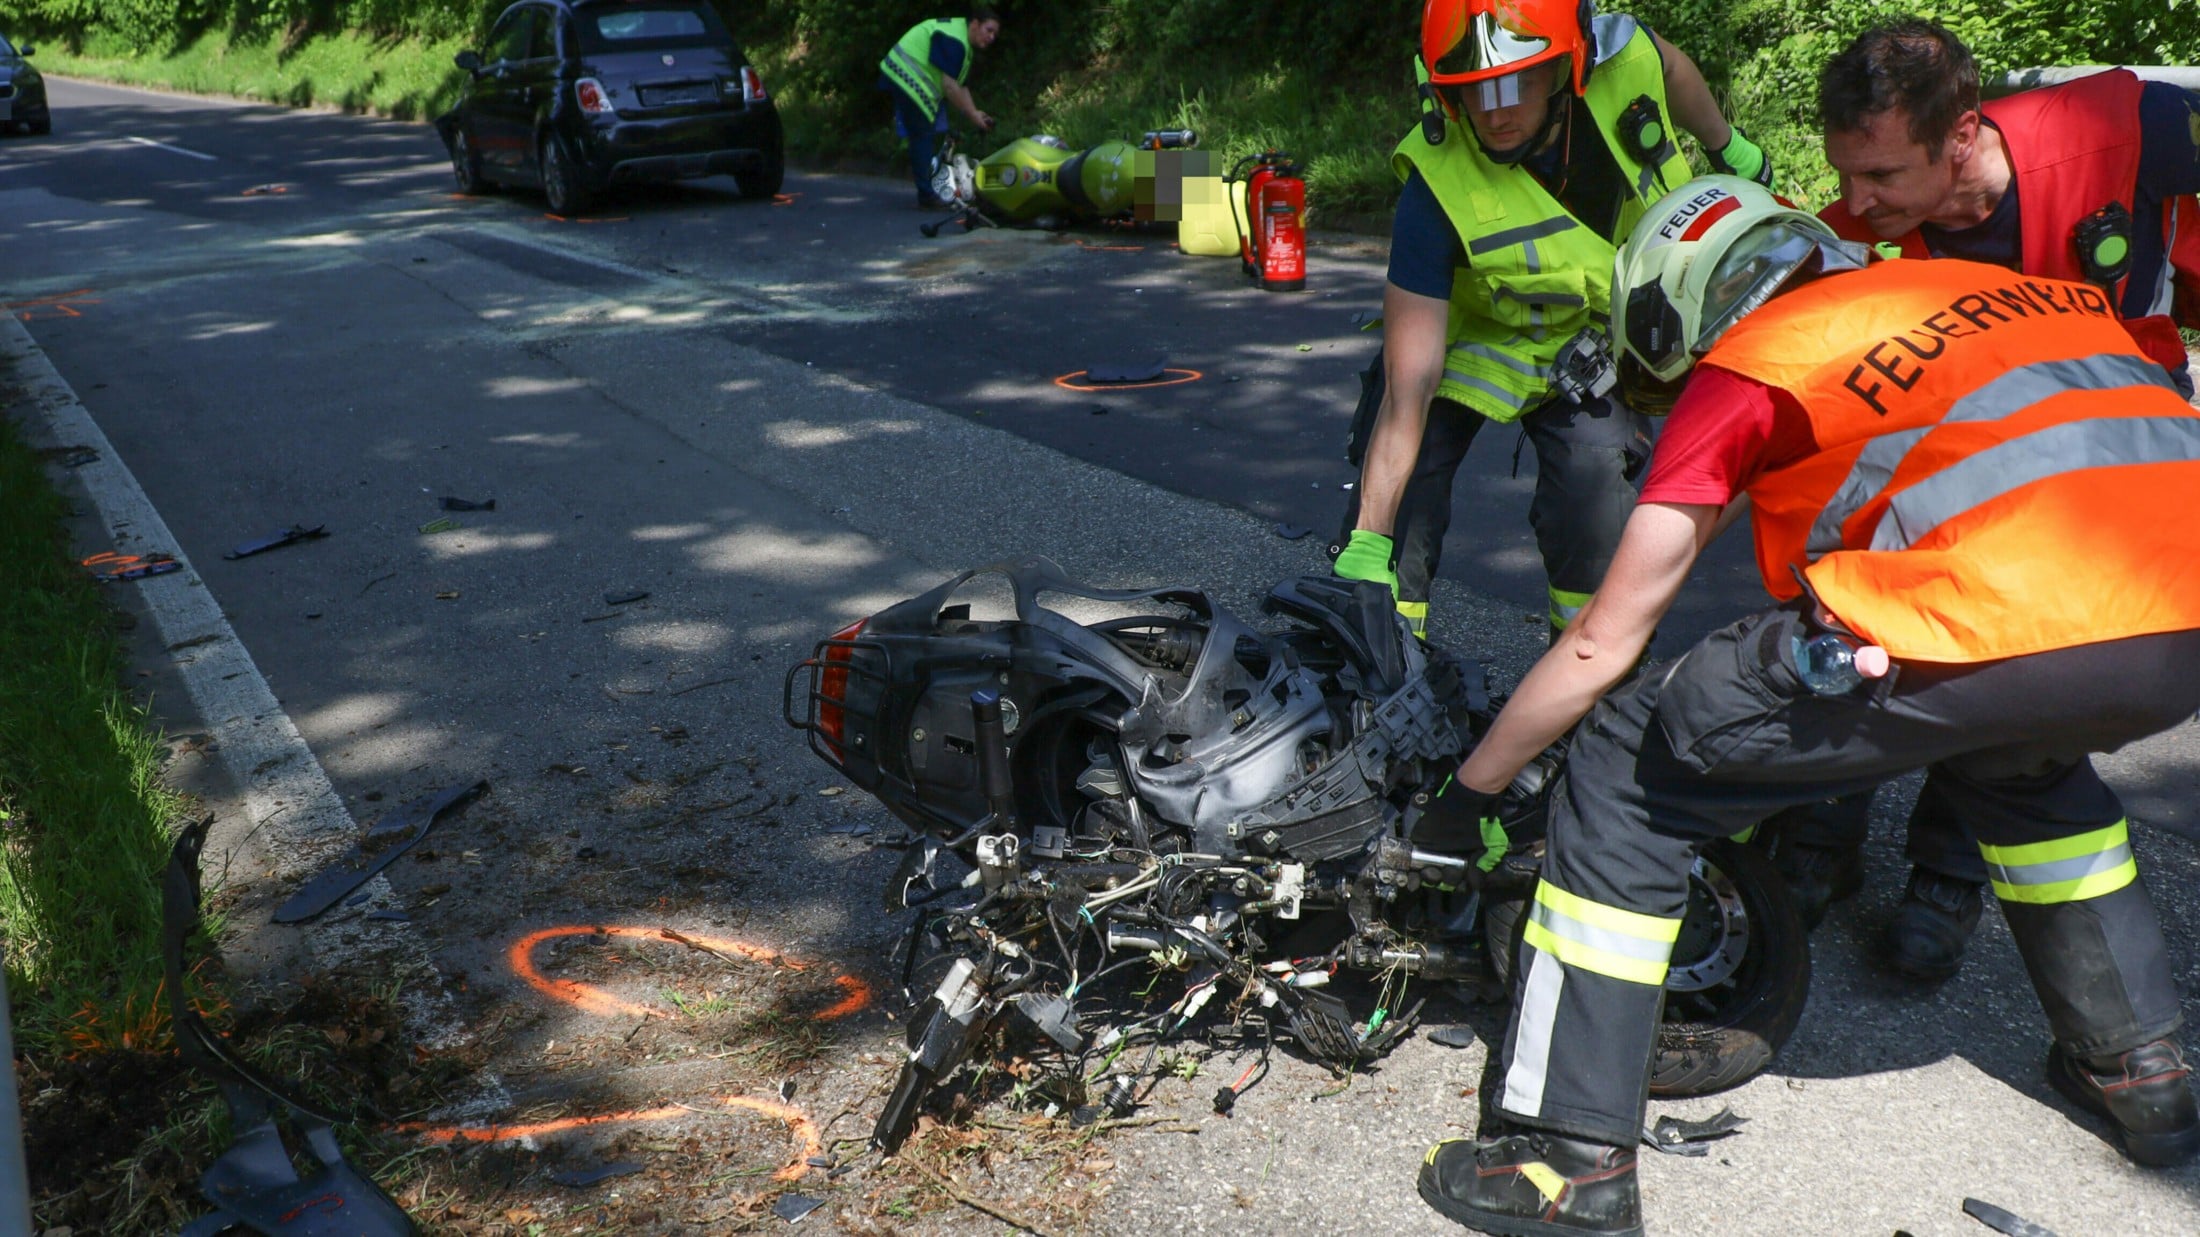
[1410,776,1503,856]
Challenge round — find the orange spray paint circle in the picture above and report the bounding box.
[508,925,872,1022]
[1052,368,1203,392]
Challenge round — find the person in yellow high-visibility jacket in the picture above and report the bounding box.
[877,9,1000,209]
[1333,0,1768,646]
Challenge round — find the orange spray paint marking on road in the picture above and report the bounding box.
[404,1094,821,1180]
[6,289,100,321]
[1053,368,1204,392]
[508,925,872,1021]
[406,927,864,1174]
[543,213,631,224]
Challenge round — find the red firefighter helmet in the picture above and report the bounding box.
[1421,0,1595,110]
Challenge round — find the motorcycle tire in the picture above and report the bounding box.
[1482,837,1810,1098]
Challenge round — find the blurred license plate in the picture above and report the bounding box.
[640,84,713,107]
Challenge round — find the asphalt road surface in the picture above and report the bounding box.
[9,77,2200,1235]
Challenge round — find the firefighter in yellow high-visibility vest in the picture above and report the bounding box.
[1333,0,1770,646]
[877,9,1001,209]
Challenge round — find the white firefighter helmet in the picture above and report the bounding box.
[1612,174,1870,409]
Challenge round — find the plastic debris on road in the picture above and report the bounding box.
[772,1195,825,1223]
[224,524,328,560]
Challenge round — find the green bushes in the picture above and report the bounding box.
[5,0,496,53]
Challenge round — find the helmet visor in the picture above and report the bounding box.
[1432,11,1553,79]
[1695,220,1835,353]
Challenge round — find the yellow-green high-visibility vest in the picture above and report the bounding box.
[1394,16,1693,422]
[880,18,973,126]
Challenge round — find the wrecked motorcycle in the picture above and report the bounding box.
[919,128,1199,238]
[785,558,1809,1150]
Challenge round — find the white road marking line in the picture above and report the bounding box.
[124,135,218,161]
[0,313,506,1115]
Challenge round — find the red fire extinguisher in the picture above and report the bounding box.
[1231,151,1306,292]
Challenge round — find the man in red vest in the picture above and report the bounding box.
[1411,174,2200,1236]
[1769,20,2200,983]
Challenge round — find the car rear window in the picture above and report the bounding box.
[575,4,730,52]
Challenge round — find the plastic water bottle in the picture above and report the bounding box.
[1789,632,1891,696]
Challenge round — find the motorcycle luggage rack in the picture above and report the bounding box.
[783,630,896,768]
[782,633,998,839]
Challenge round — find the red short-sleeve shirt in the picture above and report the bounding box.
[1638,365,1819,507]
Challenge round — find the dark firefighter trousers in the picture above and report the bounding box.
[1498,604,2198,1147]
[1774,775,1989,884]
[1335,346,1651,640]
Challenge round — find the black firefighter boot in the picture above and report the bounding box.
[1418,1130,1643,1237]
[1770,839,1865,931]
[1882,866,1984,981]
[2048,1038,2200,1166]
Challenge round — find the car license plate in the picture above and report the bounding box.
[640,84,712,107]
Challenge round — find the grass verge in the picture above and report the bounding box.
[33,25,471,121]
[0,413,185,1057]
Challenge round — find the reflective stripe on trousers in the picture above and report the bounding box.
[1980,818,2137,904]
[1549,585,1591,633]
[1504,879,1679,1120]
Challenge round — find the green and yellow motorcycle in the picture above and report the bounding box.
[920,128,1198,237]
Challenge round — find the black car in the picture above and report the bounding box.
[0,32,50,136]
[435,0,783,215]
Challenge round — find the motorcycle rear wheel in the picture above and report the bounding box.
[1483,837,1810,1098]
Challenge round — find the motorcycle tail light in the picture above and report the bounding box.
[575,78,613,115]
[741,66,769,103]
[817,618,866,759]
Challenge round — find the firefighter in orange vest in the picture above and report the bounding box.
[1410,175,2200,1234]
[1768,19,2200,985]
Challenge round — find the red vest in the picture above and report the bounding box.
[1820,70,2197,374]
[1705,260,2200,663]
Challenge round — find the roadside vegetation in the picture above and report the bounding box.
[0,416,182,1058]
[11,0,2197,224]
[27,23,469,119]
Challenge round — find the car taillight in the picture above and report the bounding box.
[741,66,768,104]
[575,78,613,115]
[817,618,866,759]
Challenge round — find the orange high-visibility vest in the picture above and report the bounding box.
[1705,258,2200,663]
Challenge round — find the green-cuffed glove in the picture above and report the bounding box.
[1709,127,1772,188]
[1411,777,1506,870]
[1333,530,1399,600]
